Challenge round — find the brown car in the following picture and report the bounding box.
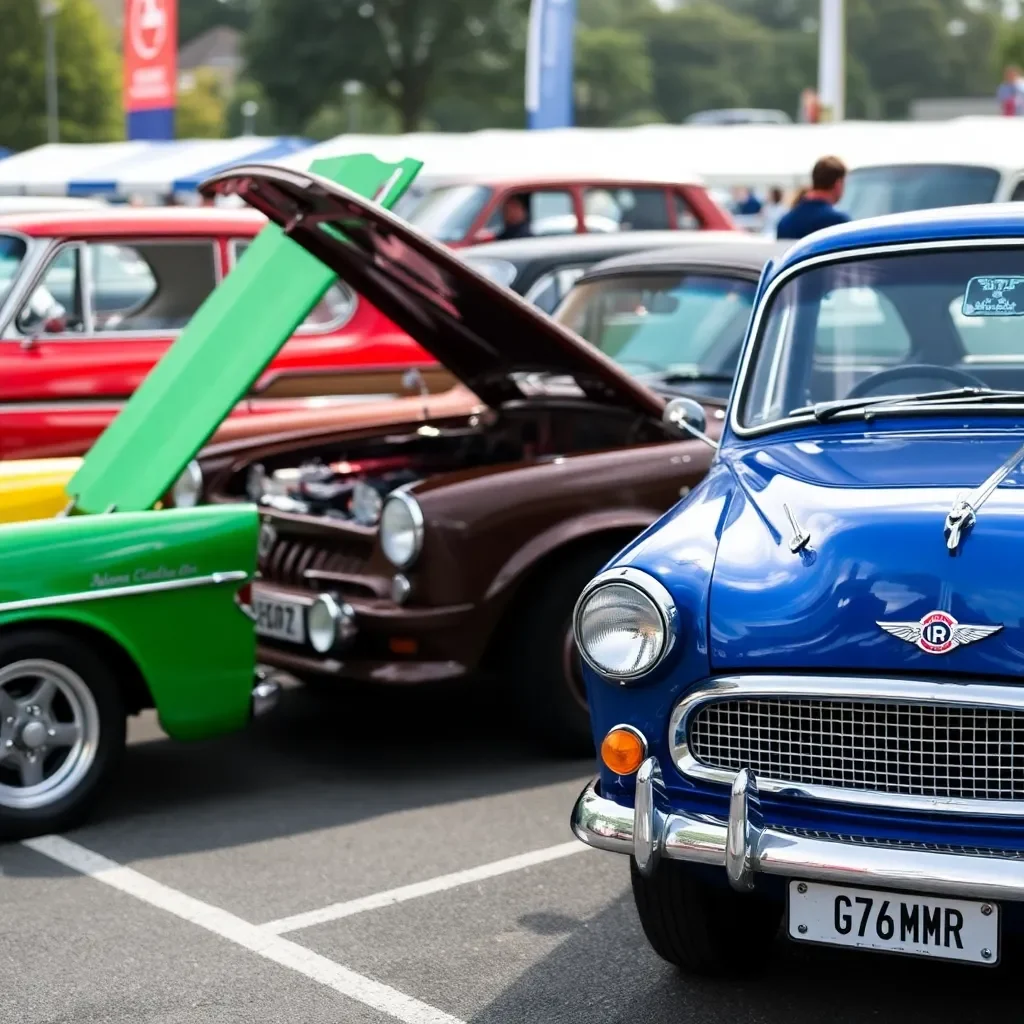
[199,163,783,751]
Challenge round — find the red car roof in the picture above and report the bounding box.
[0,206,268,238]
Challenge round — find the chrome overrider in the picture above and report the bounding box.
[572,760,1024,902]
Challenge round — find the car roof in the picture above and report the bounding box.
[773,203,1024,278]
[461,230,733,264]
[580,237,787,279]
[0,206,267,237]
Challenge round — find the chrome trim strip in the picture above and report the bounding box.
[0,570,249,614]
[571,763,1024,902]
[669,675,1024,817]
[728,236,1024,440]
[572,566,678,682]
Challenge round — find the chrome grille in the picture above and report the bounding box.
[259,536,369,587]
[688,698,1024,802]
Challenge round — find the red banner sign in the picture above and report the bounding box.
[123,0,177,113]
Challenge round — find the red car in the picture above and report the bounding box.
[394,174,734,247]
[0,207,451,459]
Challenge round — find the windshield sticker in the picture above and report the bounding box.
[962,276,1024,317]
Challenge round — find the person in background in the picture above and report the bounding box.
[760,186,787,235]
[495,193,532,241]
[997,65,1024,116]
[775,156,850,240]
[799,87,821,124]
[732,187,762,217]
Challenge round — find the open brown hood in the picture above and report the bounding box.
[200,164,666,420]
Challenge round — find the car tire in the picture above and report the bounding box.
[504,542,625,757]
[630,859,782,975]
[0,630,126,840]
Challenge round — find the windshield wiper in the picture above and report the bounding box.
[791,387,1024,423]
[640,370,734,386]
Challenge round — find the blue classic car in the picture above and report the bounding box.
[571,204,1024,973]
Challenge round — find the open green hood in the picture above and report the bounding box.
[67,153,422,516]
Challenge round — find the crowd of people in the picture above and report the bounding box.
[726,155,850,239]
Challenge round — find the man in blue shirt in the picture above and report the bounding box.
[776,156,851,240]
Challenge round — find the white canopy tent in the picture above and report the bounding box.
[0,142,153,196]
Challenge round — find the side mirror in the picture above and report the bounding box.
[663,397,718,450]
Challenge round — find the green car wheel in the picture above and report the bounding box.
[0,630,126,840]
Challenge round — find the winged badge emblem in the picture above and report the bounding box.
[877,610,1002,655]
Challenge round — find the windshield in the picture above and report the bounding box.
[838,164,1001,219]
[555,272,756,379]
[404,184,493,242]
[739,247,1024,430]
[0,233,28,307]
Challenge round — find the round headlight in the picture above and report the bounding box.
[172,460,203,508]
[574,569,676,682]
[379,491,423,568]
[307,594,356,655]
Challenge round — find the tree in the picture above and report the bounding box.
[176,68,227,138]
[0,0,121,151]
[574,28,654,126]
[179,0,254,46]
[247,0,527,133]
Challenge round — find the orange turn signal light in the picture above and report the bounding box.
[601,727,647,776]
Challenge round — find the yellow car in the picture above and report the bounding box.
[0,459,80,522]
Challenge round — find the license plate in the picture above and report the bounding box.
[253,590,305,644]
[789,881,999,965]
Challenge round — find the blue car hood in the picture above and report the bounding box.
[709,426,1024,678]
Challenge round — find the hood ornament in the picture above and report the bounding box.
[877,610,1002,655]
[782,503,810,553]
[944,439,1024,552]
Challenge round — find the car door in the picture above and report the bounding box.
[0,235,220,458]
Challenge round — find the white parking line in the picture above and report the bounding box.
[24,835,465,1024]
[262,840,586,935]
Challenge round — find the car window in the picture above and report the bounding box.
[556,272,756,377]
[405,184,493,242]
[90,241,217,332]
[0,233,28,307]
[527,191,577,236]
[838,164,1001,219]
[524,266,588,314]
[17,245,84,333]
[674,193,700,230]
[949,294,1024,359]
[233,240,355,329]
[816,286,911,360]
[585,187,672,231]
[1011,180,1024,202]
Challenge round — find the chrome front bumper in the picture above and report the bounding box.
[571,756,1024,903]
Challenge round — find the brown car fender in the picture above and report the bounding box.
[482,507,661,606]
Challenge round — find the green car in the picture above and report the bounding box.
[0,155,422,839]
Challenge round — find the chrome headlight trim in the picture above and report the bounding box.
[172,459,203,508]
[379,489,424,569]
[573,566,677,682]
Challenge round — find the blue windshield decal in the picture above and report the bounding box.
[962,276,1024,316]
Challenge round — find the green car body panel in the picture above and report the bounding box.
[0,506,258,740]
[0,153,421,834]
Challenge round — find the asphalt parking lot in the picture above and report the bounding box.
[6,679,1024,1024]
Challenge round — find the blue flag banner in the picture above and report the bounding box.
[525,0,579,130]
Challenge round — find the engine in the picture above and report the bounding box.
[245,456,422,525]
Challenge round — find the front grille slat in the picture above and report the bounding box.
[259,534,369,587]
[689,697,1024,802]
